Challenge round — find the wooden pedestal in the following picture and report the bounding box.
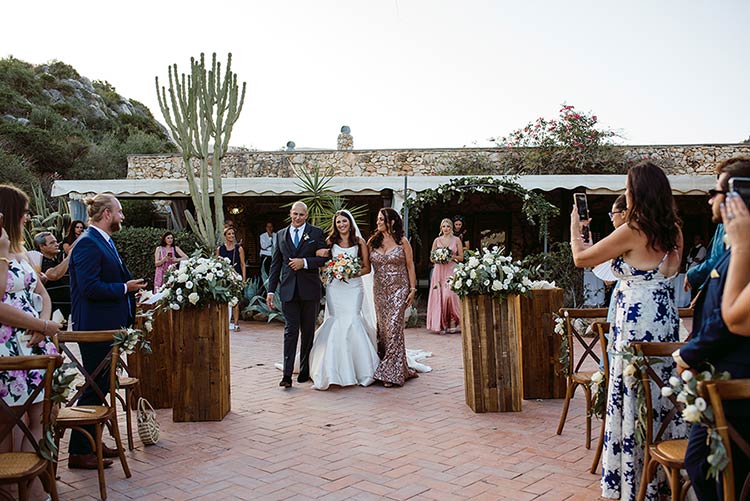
[131,308,174,409]
[520,288,566,399]
[172,303,231,422]
[460,294,523,413]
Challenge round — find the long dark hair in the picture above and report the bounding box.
[159,231,175,247]
[327,211,358,248]
[368,208,404,249]
[626,161,681,251]
[0,184,29,253]
[62,220,86,246]
[613,194,627,212]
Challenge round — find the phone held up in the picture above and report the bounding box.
[573,193,591,243]
[729,177,750,207]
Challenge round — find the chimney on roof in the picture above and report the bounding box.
[337,125,353,151]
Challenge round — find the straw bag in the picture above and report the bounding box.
[137,397,160,445]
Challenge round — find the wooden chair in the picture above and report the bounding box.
[632,342,689,501]
[53,331,131,500]
[590,321,610,474]
[0,355,62,501]
[114,356,140,451]
[556,307,609,449]
[699,379,750,501]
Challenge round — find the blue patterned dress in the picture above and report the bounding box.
[601,254,686,500]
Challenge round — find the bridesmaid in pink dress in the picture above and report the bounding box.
[426,218,463,334]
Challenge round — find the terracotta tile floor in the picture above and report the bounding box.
[56,322,604,500]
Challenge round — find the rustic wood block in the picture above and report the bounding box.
[172,303,231,422]
[460,294,523,412]
[131,307,174,409]
[520,288,566,399]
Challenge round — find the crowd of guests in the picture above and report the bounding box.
[570,157,750,500]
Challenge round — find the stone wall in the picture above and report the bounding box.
[127,143,750,180]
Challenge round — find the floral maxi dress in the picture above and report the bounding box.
[1,258,57,406]
[601,254,686,500]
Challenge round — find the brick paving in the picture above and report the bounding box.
[55,322,605,500]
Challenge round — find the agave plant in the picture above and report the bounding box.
[23,183,70,250]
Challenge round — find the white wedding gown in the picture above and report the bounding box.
[309,244,380,390]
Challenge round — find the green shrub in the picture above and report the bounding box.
[120,200,158,228]
[522,242,584,307]
[0,149,35,193]
[112,227,201,288]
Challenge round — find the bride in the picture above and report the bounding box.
[309,210,380,390]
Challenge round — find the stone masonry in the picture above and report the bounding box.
[127,143,750,180]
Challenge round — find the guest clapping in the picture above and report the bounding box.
[721,192,750,334]
[427,218,462,334]
[216,227,246,331]
[61,220,85,256]
[153,231,187,292]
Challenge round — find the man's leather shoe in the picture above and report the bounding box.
[297,373,310,383]
[279,377,292,388]
[101,445,120,458]
[68,454,113,470]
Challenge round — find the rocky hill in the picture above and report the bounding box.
[0,57,175,192]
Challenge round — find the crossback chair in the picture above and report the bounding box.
[590,321,610,474]
[114,355,140,451]
[632,342,689,501]
[0,355,61,501]
[699,379,750,501]
[53,331,131,500]
[556,307,609,449]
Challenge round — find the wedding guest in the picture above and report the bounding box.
[68,193,144,469]
[217,227,246,331]
[604,194,628,323]
[426,218,462,334]
[685,235,707,272]
[259,221,277,287]
[61,220,85,256]
[368,208,417,387]
[153,231,187,292]
[676,159,750,500]
[570,162,684,500]
[34,231,73,321]
[452,215,470,250]
[0,186,61,498]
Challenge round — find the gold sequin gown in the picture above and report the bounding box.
[371,245,417,386]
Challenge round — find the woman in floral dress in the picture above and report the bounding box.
[0,185,61,476]
[569,163,685,500]
[368,208,417,387]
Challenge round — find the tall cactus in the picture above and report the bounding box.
[156,53,246,251]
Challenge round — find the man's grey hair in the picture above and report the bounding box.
[33,231,53,250]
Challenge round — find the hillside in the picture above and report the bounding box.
[0,57,176,192]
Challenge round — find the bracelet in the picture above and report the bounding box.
[410,287,417,292]
[0,257,10,265]
[42,320,48,335]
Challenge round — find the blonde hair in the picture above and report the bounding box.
[85,194,117,223]
[438,218,454,236]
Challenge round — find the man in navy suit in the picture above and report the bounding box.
[68,194,145,469]
[266,201,327,388]
[675,159,750,500]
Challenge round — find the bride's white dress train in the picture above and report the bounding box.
[309,244,379,390]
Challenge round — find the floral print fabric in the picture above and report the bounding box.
[1,258,57,406]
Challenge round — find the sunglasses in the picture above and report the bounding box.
[608,210,625,219]
[708,189,727,198]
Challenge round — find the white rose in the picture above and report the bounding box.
[188,292,200,305]
[682,404,701,423]
[676,392,688,404]
[185,280,194,290]
[453,278,462,289]
[669,376,681,387]
[470,270,477,279]
[468,257,479,268]
[167,275,175,284]
[466,279,473,287]
[170,303,180,310]
[176,288,183,296]
[483,280,490,286]
[177,273,189,283]
[623,364,637,377]
[217,270,224,278]
[206,273,215,281]
[701,371,712,381]
[694,397,707,411]
[491,280,502,291]
[144,321,153,332]
[195,264,209,274]
[681,370,694,382]
[591,371,604,384]
[163,288,171,298]
[660,387,673,397]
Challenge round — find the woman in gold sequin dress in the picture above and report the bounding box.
[368,208,417,387]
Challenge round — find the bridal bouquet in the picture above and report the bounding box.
[430,247,453,264]
[447,246,532,299]
[157,256,243,310]
[322,254,362,284]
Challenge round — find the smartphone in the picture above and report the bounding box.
[573,193,591,243]
[729,177,750,207]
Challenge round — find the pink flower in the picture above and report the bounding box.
[29,371,42,386]
[9,378,27,397]
[0,324,12,343]
[0,382,8,398]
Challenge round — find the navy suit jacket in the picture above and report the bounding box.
[69,228,134,330]
[267,224,327,302]
[680,249,750,414]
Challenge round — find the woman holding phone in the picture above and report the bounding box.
[569,162,684,500]
[153,231,188,292]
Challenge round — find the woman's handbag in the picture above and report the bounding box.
[137,397,160,445]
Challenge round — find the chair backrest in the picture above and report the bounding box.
[699,379,750,501]
[0,355,62,455]
[593,322,611,377]
[678,308,694,340]
[559,308,609,375]
[53,331,122,409]
[631,342,685,447]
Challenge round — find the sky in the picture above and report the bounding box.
[1,0,748,151]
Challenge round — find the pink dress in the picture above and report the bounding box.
[426,237,461,332]
[153,246,172,292]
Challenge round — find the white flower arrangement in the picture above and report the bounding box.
[430,247,453,264]
[157,255,243,311]
[447,247,532,299]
